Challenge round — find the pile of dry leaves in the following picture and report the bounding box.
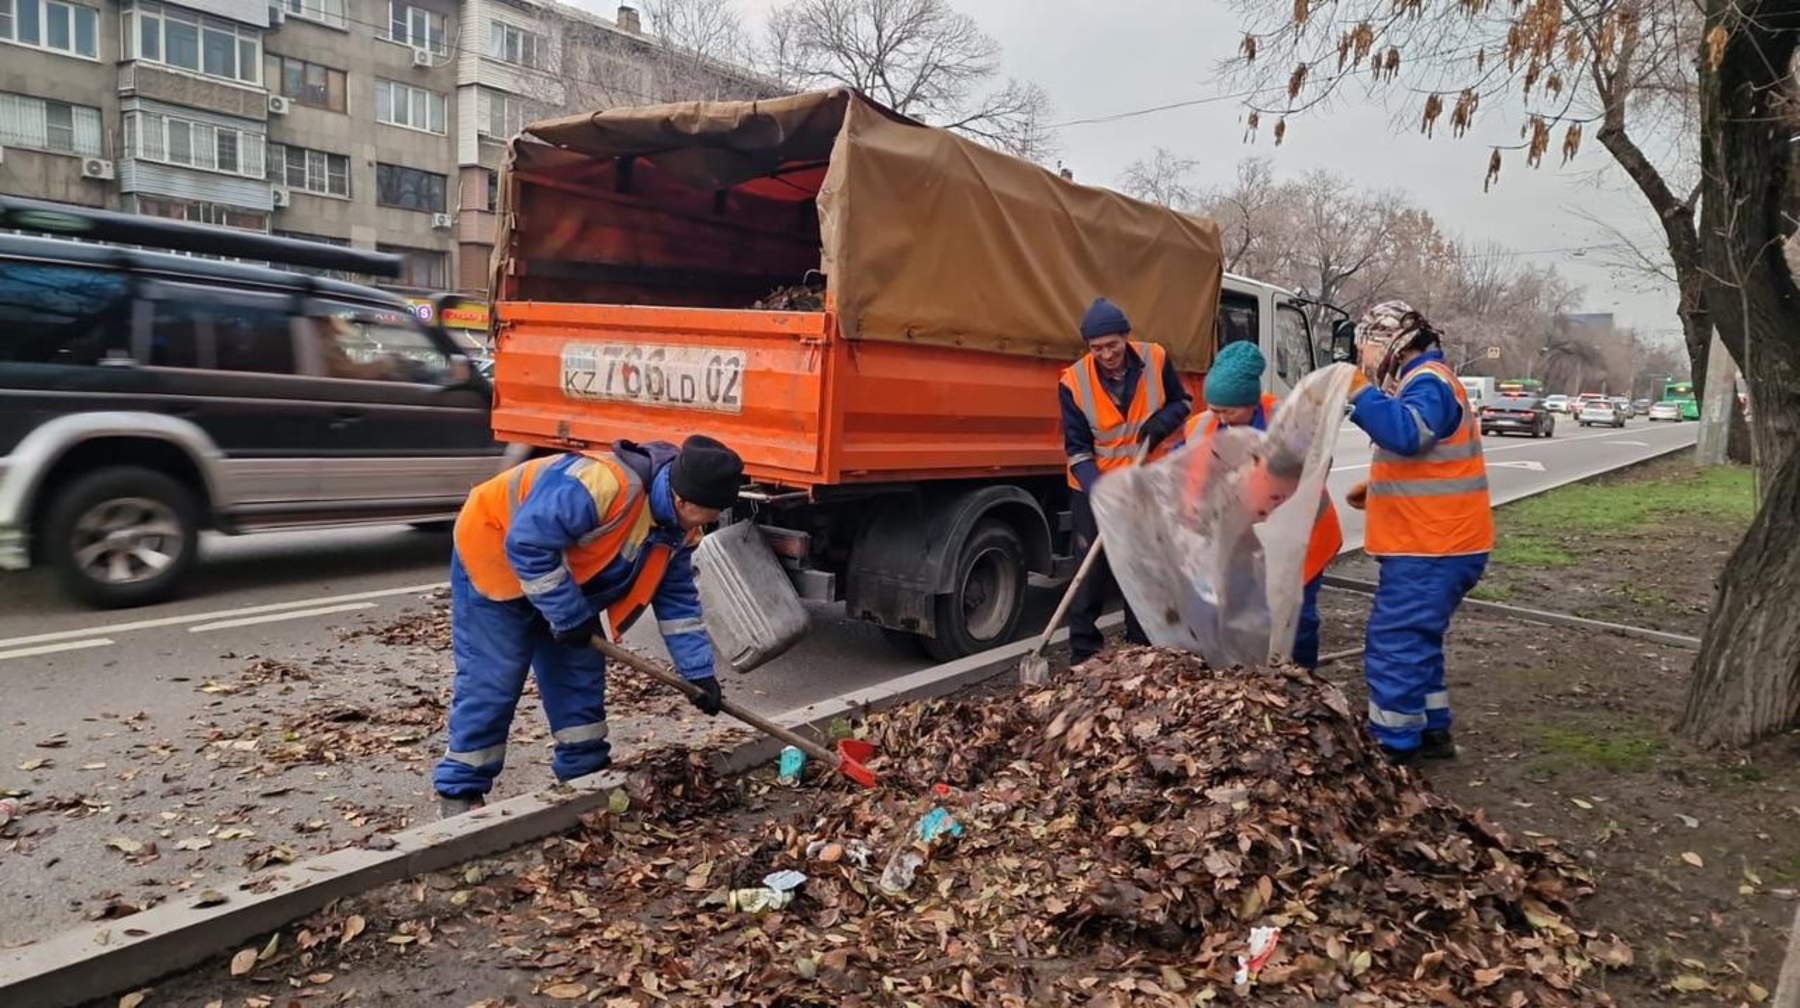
[451,648,1627,1006]
[752,283,825,312]
[342,603,452,651]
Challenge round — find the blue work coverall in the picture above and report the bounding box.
[433,445,715,799]
[1349,351,1490,751]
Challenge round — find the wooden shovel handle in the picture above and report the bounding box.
[589,636,841,767]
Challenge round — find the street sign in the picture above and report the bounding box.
[1486,347,1502,359]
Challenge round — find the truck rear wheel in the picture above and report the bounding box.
[921,520,1027,662]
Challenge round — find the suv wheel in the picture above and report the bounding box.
[45,467,199,608]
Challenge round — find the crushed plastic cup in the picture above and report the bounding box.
[878,850,925,895]
[777,745,806,786]
[0,798,19,828]
[763,870,807,892]
[915,807,964,846]
[727,887,794,913]
[1234,926,1283,985]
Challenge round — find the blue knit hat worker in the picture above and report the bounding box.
[1203,340,1268,427]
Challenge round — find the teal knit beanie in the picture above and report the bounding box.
[1204,340,1266,408]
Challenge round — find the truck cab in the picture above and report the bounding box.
[1218,273,1322,400]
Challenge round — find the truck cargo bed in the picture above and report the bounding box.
[493,302,1073,488]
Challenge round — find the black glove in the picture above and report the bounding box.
[1137,416,1172,450]
[553,614,601,649]
[687,676,724,716]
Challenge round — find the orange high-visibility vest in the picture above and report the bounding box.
[1364,360,1495,557]
[452,452,680,637]
[1060,341,1173,490]
[1184,393,1345,583]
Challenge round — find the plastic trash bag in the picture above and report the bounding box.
[1092,363,1356,666]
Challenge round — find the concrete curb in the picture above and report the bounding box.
[0,615,1115,1007]
[1321,574,1703,651]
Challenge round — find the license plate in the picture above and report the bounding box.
[560,343,747,414]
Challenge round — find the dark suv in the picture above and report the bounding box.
[0,204,508,607]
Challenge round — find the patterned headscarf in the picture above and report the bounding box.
[1355,300,1433,392]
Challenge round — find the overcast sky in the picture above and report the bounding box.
[603,0,1686,339]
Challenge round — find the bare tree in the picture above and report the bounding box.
[1118,147,1201,209]
[765,0,1057,158]
[1228,0,1720,443]
[642,0,769,101]
[1194,157,1286,273]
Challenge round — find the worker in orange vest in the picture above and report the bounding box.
[1344,302,1493,765]
[1176,340,1344,667]
[433,436,744,815]
[1059,296,1192,665]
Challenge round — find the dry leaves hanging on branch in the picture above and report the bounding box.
[1452,88,1480,136]
[1287,63,1309,99]
[1562,123,1584,163]
[1525,115,1552,167]
[1422,93,1445,136]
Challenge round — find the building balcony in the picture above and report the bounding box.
[119,62,269,121]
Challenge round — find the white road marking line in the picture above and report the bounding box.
[189,601,380,633]
[1490,460,1548,471]
[0,581,447,650]
[0,638,116,662]
[1328,426,1686,472]
[1606,440,1649,446]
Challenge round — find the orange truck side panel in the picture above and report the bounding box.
[491,303,1153,489]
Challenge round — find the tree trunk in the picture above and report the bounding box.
[1680,0,1800,746]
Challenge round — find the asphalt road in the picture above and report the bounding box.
[0,414,1697,946]
[1,415,1698,713]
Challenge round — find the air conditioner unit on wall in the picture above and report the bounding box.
[268,6,285,24]
[80,158,115,180]
[268,94,291,114]
[431,212,453,230]
[411,48,433,68]
[272,186,292,208]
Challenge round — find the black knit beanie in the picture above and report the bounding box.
[670,435,744,510]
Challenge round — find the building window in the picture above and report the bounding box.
[378,244,446,289]
[268,143,348,197]
[276,0,343,29]
[478,89,534,140]
[136,196,269,232]
[386,1,443,54]
[375,78,445,134]
[126,110,265,179]
[127,3,261,85]
[486,169,498,211]
[266,54,345,112]
[376,163,446,213]
[0,92,102,155]
[0,0,100,59]
[488,20,542,68]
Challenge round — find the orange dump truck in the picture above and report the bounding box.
[490,89,1326,659]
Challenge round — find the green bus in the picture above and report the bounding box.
[1661,380,1700,420]
[1497,378,1543,396]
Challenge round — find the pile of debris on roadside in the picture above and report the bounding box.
[456,648,1630,1005]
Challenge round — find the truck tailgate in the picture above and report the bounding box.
[492,302,830,484]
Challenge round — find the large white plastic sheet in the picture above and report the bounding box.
[1092,363,1356,666]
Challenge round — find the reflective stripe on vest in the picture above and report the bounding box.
[1060,341,1171,488]
[1185,393,1343,583]
[453,452,651,604]
[1364,360,1495,557]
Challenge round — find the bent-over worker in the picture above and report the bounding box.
[433,435,744,815]
[1177,341,1343,668]
[1059,296,1191,665]
[1345,302,1492,764]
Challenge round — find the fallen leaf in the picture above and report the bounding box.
[105,838,143,855]
[1748,981,1770,1002]
[1350,950,1372,976]
[1681,851,1705,868]
[257,931,279,962]
[1670,974,1712,992]
[340,915,366,945]
[544,983,588,999]
[81,762,107,770]
[1570,798,1593,810]
[229,947,258,976]
[386,934,416,945]
[216,828,255,841]
[119,991,147,1008]
[607,789,630,815]
[308,972,335,984]
[192,889,228,908]
[176,837,213,851]
[1745,867,1764,886]
[18,759,50,771]
[1675,814,1699,828]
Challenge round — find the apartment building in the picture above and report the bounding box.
[0,0,768,296]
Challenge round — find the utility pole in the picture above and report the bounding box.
[1694,329,1737,466]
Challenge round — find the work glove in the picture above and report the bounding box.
[687,675,724,716]
[1346,480,1369,511]
[553,614,602,649]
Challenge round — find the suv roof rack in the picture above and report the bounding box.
[0,197,404,279]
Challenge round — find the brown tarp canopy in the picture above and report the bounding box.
[500,89,1223,371]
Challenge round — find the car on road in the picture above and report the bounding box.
[1544,394,1571,415]
[1578,400,1628,428]
[1609,396,1634,418]
[0,199,512,608]
[1647,401,1684,421]
[1480,397,1556,438]
[1632,398,1652,414]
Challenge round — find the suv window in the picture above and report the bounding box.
[0,260,130,366]
[307,301,450,383]
[1217,292,1258,351]
[213,301,296,374]
[140,283,298,374]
